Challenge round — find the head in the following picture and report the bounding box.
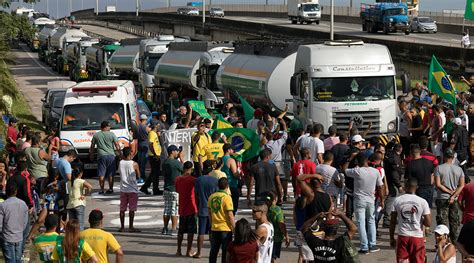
[71,164,83,184]
[323,151,334,165]
[203,118,212,129]
[183,161,193,175]
[140,114,148,124]
[64,149,78,163]
[254,109,263,120]
[234,218,257,245]
[89,209,104,228]
[234,120,244,128]
[354,153,368,167]
[30,135,41,147]
[399,100,408,111]
[63,219,81,260]
[419,136,429,150]
[405,177,418,194]
[25,131,35,142]
[351,135,365,148]
[339,133,348,143]
[122,147,132,160]
[444,149,455,162]
[198,122,206,133]
[469,104,474,115]
[322,218,340,238]
[159,113,167,123]
[370,152,384,166]
[229,107,237,117]
[446,110,455,122]
[299,147,311,160]
[218,177,228,190]
[211,131,221,143]
[434,224,451,244]
[203,160,214,175]
[50,128,59,137]
[179,106,187,115]
[259,148,272,161]
[8,117,17,127]
[410,144,421,157]
[328,125,338,136]
[393,143,403,155]
[252,204,268,221]
[469,74,474,85]
[101,121,111,131]
[265,191,277,207]
[167,145,180,159]
[223,143,234,156]
[311,123,323,137]
[44,214,59,232]
[6,182,17,197]
[410,107,418,117]
[374,144,385,158]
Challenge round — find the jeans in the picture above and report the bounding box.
[354,198,376,251]
[137,147,148,180]
[345,194,354,219]
[209,231,232,263]
[68,205,86,231]
[2,240,22,263]
[142,156,160,193]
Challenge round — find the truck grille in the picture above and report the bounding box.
[332,110,381,135]
[307,14,317,17]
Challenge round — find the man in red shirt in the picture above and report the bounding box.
[6,117,18,164]
[459,182,474,224]
[175,161,197,257]
[291,147,316,198]
[404,136,439,168]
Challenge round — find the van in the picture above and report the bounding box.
[59,80,138,169]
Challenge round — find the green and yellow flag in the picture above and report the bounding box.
[215,128,260,161]
[465,0,474,20]
[212,114,233,129]
[238,95,255,124]
[428,55,457,109]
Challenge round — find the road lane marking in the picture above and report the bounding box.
[20,45,58,77]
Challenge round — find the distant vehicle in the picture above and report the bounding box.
[177,7,199,16]
[106,5,116,12]
[360,2,410,34]
[288,0,322,25]
[41,81,76,130]
[210,7,224,17]
[187,2,203,6]
[410,16,437,33]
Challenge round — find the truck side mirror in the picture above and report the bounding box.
[195,69,201,75]
[290,76,299,96]
[321,6,323,11]
[400,73,411,94]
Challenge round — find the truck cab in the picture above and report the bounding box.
[361,2,410,34]
[288,0,321,25]
[85,41,121,80]
[67,37,99,82]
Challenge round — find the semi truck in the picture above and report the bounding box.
[37,25,58,61]
[109,38,142,81]
[85,40,121,80]
[288,0,321,25]
[153,41,234,109]
[66,37,100,82]
[290,40,398,135]
[48,27,89,74]
[216,41,296,113]
[360,2,410,34]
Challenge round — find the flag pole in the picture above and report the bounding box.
[463,18,466,33]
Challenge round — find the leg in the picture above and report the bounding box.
[138,148,148,179]
[220,232,232,263]
[152,158,161,194]
[366,201,377,250]
[97,157,106,192]
[177,233,184,256]
[128,193,139,231]
[129,211,136,230]
[77,205,85,231]
[197,235,204,258]
[209,231,222,263]
[140,157,156,193]
[230,187,239,215]
[186,234,195,256]
[345,194,354,219]
[435,199,449,226]
[119,211,125,232]
[448,202,461,241]
[107,156,116,191]
[98,176,105,192]
[281,178,288,201]
[354,199,368,251]
[171,216,178,231]
[163,215,170,231]
[27,208,48,242]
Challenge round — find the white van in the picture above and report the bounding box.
[59,80,138,169]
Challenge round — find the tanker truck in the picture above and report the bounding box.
[109,38,142,81]
[66,37,99,82]
[85,40,121,80]
[215,41,297,113]
[154,41,234,109]
[138,35,190,101]
[290,40,398,135]
[37,24,58,62]
[48,26,89,74]
[29,17,56,51]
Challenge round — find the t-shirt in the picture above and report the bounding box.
[175,175,197,216]
[251,161,278,203]
[291,160,317,196]
[299,136,324,164]
[304,231,346,263]
[305,191,332,220]
[458,182,474,224]
[80,228,121,263]
[52,237,96,263]
[67,178,85,209]
[391,193,431,237]
[228,240,258,263]
[148,130,161,157]
[222,156,239,189]
[434,163,464,200]
[162,158,183,192]
[323,136,340,151]
[192,132,211,162]
[203,143,224,160]
[458,220,474,255]
[136,123,148,148]
[268,205,285,242]
[92,131,118,158]
[209,170,226,180]
[208,190,233,232]
[265,132,288,162]
[56,158,72,182]
[463,34,471,46]
[405,158,434,188]
[345,167,383,203]
[317,164,339,196]
[195,175,218,216]
[119,160,138,193]
[6,126,17,153]
[34,232,59,263]
[331,143,351,169]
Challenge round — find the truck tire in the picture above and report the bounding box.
[362,23,367,31]
[405,30,410,35]
[291,19,297,24]
[307,21,313,24]
[316,20,319,25]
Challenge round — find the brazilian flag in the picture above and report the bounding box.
[428,55,456,110]
[238,95,255,124]
[216,128,260,161]
[212,114,233,130]
[466,0,474,20]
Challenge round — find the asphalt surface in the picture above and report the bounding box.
[11,36,464,262]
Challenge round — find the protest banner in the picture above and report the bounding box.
[161,128,197,162]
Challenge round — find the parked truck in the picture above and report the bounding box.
[29,17,56,51]
[290,40,398,135]
[154,41,234,109]
[48,27,89,74]
[66,37,100,82]
[37,25,58,61]
[109,38,142,81]
[85,40,121,80]
[216,41,296,113]
[360,2,410,34]
[288,0,321,25]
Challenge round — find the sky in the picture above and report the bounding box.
[1,0,468,19]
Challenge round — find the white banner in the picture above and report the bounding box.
[161,128,197,162]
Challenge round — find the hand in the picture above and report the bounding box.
[285,235,290,248]
[179,151,185,160]
[28,207,34,215]
[398,186,404,194]
[390,238,396,247]
[461,76,467,81]
[284,104,289,112]
[449,196,456,204]
[331,209,344,218]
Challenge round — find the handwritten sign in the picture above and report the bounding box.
[188,100,211,119]
[161,128,197,162]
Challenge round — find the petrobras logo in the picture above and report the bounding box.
[331,65,379,72]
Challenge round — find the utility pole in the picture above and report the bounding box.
[81,0,84,10]
[69,0,72,15]
[96,0,99,15]
[330,0,334,40]
[136,0,139,16]
[115,0,118,9]
[46,0,49,15]
[202,0,205,26]
[56,0,58,18]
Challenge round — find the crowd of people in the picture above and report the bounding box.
[2,77,474,263]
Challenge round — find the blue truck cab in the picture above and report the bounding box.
[360,2,410,35]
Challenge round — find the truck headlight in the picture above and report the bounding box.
[388,121,396,132]
[389,18,394,22]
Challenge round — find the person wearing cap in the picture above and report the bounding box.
[432,224,456,263]
[140,120,161,195]
[300,208,357,263]
[6,117,17,165]
[136,114,149,184]
[434,149,465,242]
[390,178,432,263]
[247,108,263,131]
[89,121,121,195]
[81,210,124,263]
[162,144,184,236]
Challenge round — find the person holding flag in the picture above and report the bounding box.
[428,55,457,110]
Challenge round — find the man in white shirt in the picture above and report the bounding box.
[247,109,263,131]
[298,124,324,164]
[462,31,471,48]
[390,178,432,263]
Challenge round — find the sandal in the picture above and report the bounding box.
[129,228,141,233]
[106,189,114,194]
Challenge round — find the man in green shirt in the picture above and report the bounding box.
[89,121,121,195]
[34,214,59,263]
[162,145,184,236]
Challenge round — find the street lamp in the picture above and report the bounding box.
[330,0,334,40]
[202,0,205,26]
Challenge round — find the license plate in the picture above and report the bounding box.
[84,163,98,170]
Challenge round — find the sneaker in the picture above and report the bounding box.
[168,229,177,236]
[98,191,105,195]
[358,250,369,255]
[140,188,151,195]
[369,246,380,253]
[137,178,144,184]
[106,189,114,194]
[161,228,168,235]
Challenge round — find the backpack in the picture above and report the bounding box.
[340,234,360,263]
[55,236,85,263]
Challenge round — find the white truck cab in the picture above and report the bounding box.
[288,0,322,25]
[59,80,138,169]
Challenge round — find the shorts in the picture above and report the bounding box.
[163,190,179,216]
[97,155,116,178]
[396,235,425,263]
[198,216,211,235]
[120,192,138,212]
[272,241,282,259]
[432,142,443,157]
[178,214,197,234]
[294,231,314,261]
[274,162,286,180]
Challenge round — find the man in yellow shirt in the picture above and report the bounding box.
[203,131,225,161]
[34,214,59,263]
[208,177,235,263]
[140,120,162,195]
[192,122,211,177]
[81,210,124,263]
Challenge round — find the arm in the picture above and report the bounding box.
[389,211,397,247]
[435,175,455,195]
[332,209,357,240]
[247,176,254,206]
[456,241,474,259]
[114,141,121,153]
[229,158,239,179]
[360,121,373,138]
[83,181,93,195]
[317,154,323,165]
[227,210,235,231]
[296,173,324,202]
[277,105,289,119]
[39,148,51,161]
[279,221,290,247]
[275,174,283,202]
[114,248,124,263]
[184,107,193,129]
[449,175,465,204]
[376,186,385,208]
[255,224,268,245]
[133,162,141,178]
[422,213,432,228]
[87,255,98,263]
[89,140,96,161]
[437,242,456,263]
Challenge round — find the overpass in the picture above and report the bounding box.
[71,6,474,78]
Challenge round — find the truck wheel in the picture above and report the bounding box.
[307,21,313,25]
[362,23,367,31]
[316,20,319,25]
[405,30,410,35]
[291,19,297,24]
[383,27,389,35]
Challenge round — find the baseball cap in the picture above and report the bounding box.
[434,224,450,236]
[167,145,179,154]
[140,114,148,120]
[455,118,462,126]
[423,96,432,104]
[351,134,365,143]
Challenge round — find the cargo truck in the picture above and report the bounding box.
[85,40,121,80]
[48,27,89,74]
[154,41,234,109]
[66,37,100,82]
[360,2,410,34]
[290,40,398,135]
[288,0,321,25]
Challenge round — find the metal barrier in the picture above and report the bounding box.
[76,20,160,38]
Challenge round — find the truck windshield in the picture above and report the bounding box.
[418,17,433,23]
[312,76,395,102]
[145,55,162,74]
[303,4,320,11]
[385,8,406,16]
[61,103,126,131]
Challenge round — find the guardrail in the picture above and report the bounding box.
[76,20,160,38]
